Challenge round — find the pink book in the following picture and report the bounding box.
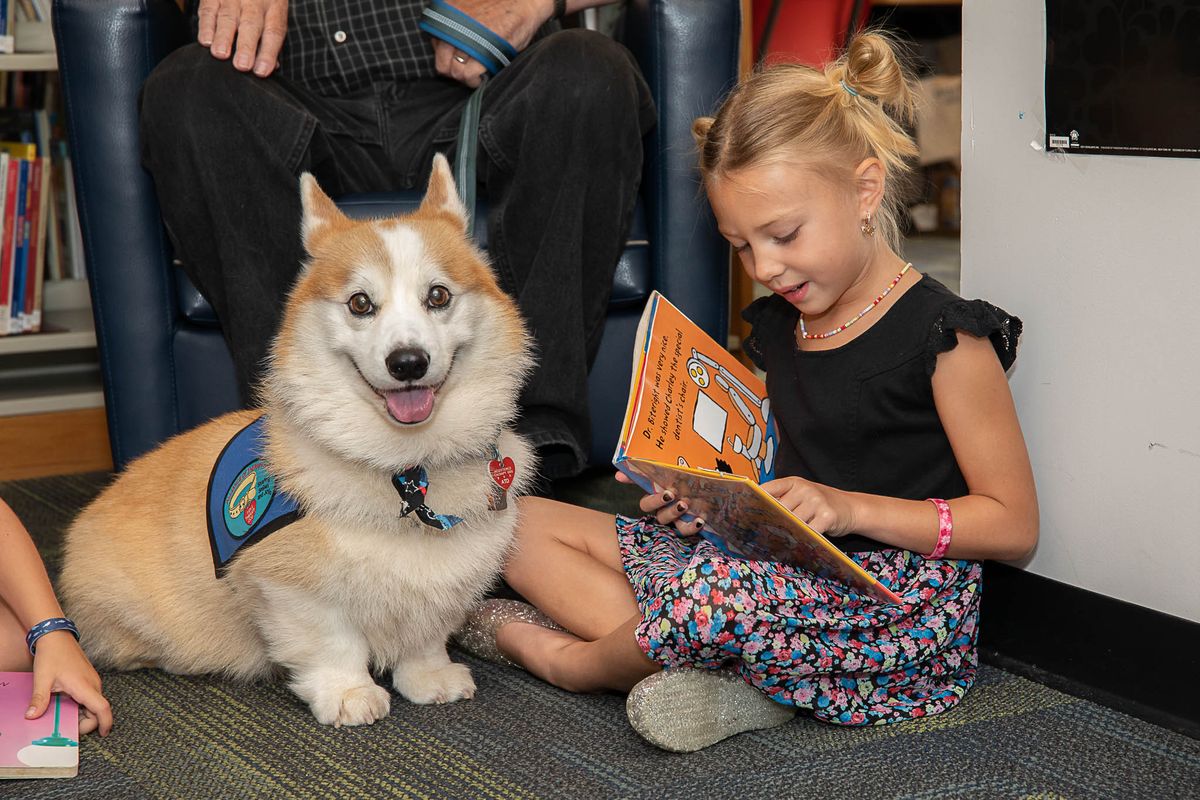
[0,672,79,779]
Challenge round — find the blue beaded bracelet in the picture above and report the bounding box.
[25,617,80,656]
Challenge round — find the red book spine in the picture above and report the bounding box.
[22,157,42,326]
[0,157,19,333]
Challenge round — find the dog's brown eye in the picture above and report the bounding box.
[427,285,452,309]
[347,292,374,316]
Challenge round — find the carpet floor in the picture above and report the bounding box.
[3,472,1198,800]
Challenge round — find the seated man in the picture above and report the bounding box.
[140,0,656,484]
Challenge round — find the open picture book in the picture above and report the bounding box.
[613,292,903,606]
[0,672,79,779]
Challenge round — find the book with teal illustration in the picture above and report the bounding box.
[0,672,78,779]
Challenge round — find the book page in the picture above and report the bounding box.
[617,292,778,484]
[625,458,902,605]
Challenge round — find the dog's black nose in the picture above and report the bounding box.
[386,348,430,382]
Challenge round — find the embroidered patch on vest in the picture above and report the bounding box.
[206,417,301,576]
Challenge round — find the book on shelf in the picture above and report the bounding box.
[27,152,45,328]
[0,151,17,332]
[0,672,79,779]
[0,72,83,332]
[9,155,28,333]
[613,292,904,605]
[0,0,14,54]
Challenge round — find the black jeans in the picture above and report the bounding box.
[139,30,656,478]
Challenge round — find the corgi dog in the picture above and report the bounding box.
[59,155,535,726]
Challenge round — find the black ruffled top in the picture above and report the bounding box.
[742,275,1022,553]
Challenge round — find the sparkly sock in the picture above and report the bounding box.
[626,667,796,752]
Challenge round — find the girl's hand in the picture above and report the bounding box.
[614,472,706,537]
[761,476,857,537]
[27,631,113,736]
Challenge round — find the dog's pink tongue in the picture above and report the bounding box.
[384,388,434,424]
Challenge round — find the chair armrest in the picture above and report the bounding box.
[53,0,190,468]
[622,0,739,344]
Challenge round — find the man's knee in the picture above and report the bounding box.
[519,29,646,116]
[140,43,271,140]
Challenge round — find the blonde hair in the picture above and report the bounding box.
[694,32,919,250]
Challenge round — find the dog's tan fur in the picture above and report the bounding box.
[60,156,536,726]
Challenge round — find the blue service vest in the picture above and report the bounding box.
[205,416,470,577]
[206,417,300,576]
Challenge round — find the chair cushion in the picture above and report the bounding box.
[177,192,651,325]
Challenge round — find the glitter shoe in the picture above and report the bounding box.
[452,598,564,668]
[626,668,796,752]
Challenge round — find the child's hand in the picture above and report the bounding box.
[614,472,707,537]
[761,477,856,537]
[27,630,113,736]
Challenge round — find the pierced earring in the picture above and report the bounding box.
[861,211,876,236]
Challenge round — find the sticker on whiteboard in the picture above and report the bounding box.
[1048,134,1070,149]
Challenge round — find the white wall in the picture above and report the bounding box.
[961,0,1200,622]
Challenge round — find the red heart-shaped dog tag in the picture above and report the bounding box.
[488,456,515,490]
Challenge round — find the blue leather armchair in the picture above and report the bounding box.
[54,0,737,471]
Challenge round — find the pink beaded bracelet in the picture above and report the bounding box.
[926,498,953,559]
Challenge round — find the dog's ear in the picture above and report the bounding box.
[299,173,347,252]
[420,153,469,232]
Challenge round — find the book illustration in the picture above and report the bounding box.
[684,345,776,482]
[0,672,79,779]
[616,291,779,486]
[614,292,903,606]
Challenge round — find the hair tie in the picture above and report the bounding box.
[839,79,860,97]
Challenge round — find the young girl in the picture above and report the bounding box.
[455,32,1038,752]
[1,498,112,736]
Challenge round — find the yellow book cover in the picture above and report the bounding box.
[0,142,37,160]
[613,292,903,605]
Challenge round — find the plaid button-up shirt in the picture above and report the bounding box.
[279,0,437,95]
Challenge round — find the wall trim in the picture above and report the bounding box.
[979,562,1199,740]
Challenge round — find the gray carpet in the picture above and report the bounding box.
[4,472,1199,799]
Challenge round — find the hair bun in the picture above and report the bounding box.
[692,116,715,148]
[842,31,915,120]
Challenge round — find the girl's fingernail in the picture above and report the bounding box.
[695,519,705,530]
[25,706,36,717]
[662,492,674,503]
[676,502,687,513]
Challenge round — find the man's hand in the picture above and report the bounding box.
[198,0,288,78]
[432,0,554,87]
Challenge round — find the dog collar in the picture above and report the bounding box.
[208,419,518,573]
[391,465,464,530]
[392,444,517,527]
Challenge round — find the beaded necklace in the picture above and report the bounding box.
[799,262,912,340]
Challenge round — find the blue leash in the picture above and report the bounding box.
[419,1,512,237]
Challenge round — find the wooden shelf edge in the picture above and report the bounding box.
[0,407,112,480]
[0,52,58,71]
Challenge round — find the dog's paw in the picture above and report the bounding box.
[310,682,392,727]
[393,661,476,705]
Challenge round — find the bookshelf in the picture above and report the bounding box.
[0,44,111,478]
[0,52,56,70]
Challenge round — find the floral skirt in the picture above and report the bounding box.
[616,515,982,726]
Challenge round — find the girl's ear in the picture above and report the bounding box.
[854,157,886,218]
